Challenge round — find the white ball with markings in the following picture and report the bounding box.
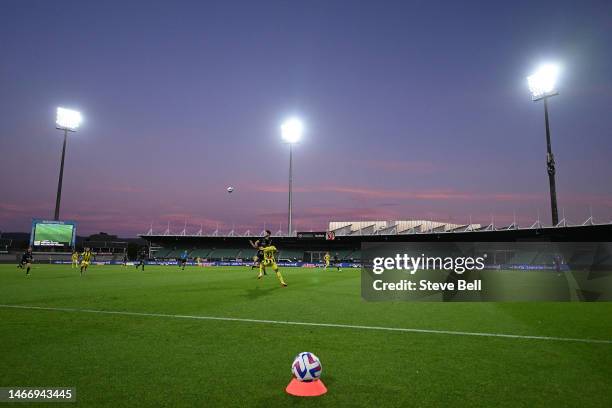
[291,352,322,382]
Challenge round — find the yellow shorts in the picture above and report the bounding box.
[261,258,277,268]
[80,261,90,267]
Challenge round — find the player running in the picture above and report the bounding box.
[254,230,286,287]
[18,247,34,276]
[333,252,342,272]
[179,250,188,270]
[248,239,265,274]
[122,252,128,267]
[71,250,79,268]
[135,248,146,271]
[324,252,331,269]
[80,247,93,276]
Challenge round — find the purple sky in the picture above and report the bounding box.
[1,0,611,237]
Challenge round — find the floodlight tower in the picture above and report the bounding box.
[281,117,304,236]
[54,107,82,220]
[527,64,560,226]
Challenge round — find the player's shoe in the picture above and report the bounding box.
[281,282,287,287]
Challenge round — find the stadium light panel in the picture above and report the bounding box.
[281,117,304,144]
[56,107,82,131]
[527,64,560,100]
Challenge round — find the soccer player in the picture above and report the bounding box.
[18,247,34,276]
[324,252,331,269]
[122,252,128,267]
[333,252,342,272]
[248,239,265,274]
[71,250,79,268]
[80,247,93,276]
[135,248,146,271]
[179,250,188,270]
[255,230,286,287]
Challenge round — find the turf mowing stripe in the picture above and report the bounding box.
[1,303,611,345]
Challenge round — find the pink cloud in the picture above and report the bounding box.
[106,185,147,194]
[363,159,440,174]
[248,184,544,202]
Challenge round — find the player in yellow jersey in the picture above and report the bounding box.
[324,252,330,269]
[80,247,93,276]
[256,230,287,287]
[71,250,79,268]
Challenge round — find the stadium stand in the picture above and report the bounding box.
[138,221,612,268]
[329,220,483,236]
[0,238,11,253]
[209,248,240,260]
[508,251,538,264]
[277,249,304,261]
[239,248,258,259]
[190,248,212,259]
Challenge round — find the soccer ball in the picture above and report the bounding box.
[291,352,322,382]
[227,186,234,193]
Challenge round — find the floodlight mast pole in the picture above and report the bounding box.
[281,117,303,236]
[543,96,559,226]
[288,143,293,236]
[54,128,70,220]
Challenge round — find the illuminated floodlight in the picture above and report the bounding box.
[281,117,304,144]
[527,64,560,100]
[56,107,82,131]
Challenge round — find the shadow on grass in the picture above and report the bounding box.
[243,285,280,300]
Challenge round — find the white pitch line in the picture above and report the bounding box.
[1,304,611,345]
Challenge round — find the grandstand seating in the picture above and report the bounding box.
[567,250,595,266]
[167,249,188,258]
[277,249,303,261]
[508,251,538,264]
[190,249,212,258]
[239,248,258,259]
[330,220,482,235]
[532,252,556,264]
[209,248,240,260]
[152,248,172,258]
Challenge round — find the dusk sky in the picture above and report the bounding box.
[1,0,611,237]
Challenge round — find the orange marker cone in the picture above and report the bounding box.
[285,378,327,397]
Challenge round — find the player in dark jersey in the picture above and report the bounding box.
[18,247,34,276]
[135,248,146,271]
[179,250,189,270]
[250,231,274,275]
[248,241,265,274]
[333,253,342,272]
[251,230,286,286]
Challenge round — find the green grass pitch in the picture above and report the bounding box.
[1,264,611,407]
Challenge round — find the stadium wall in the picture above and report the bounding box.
[141,224,612,256]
